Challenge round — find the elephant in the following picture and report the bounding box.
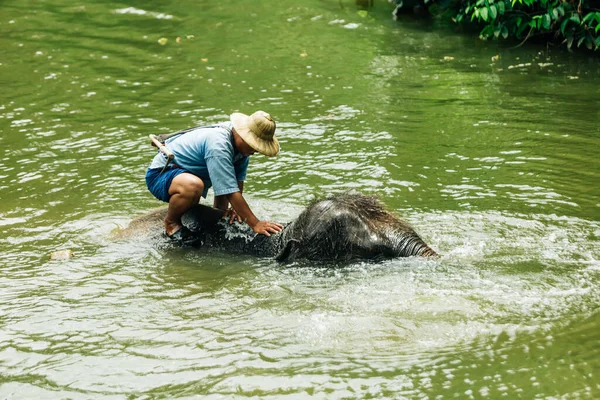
[123,192,437,262]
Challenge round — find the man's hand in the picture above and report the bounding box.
[251,220,283,236]
[223,208,242,224]
[225,192,282,235]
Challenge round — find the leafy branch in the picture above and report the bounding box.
[390,0,600,50]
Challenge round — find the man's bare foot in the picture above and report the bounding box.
[165,220,183,236]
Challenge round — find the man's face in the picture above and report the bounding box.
[238,140,257,157]
[233,129,258,156]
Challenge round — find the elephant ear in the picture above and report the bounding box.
[275,239,301,262]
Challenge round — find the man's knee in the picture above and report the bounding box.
[169,173,205,198]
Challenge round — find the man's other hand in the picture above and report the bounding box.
[223,208,242,224]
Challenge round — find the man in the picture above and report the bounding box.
[146,110,283,246]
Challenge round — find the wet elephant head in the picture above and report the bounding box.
[182,192,437,262]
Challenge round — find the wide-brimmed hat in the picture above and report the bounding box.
[230,110,280,157]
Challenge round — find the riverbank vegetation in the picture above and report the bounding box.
[390,0,600,51]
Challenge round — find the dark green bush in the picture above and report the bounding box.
[391,0,600,51]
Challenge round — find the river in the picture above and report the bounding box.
[1,0,599,398]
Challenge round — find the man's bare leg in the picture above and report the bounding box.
[165,173,205,236]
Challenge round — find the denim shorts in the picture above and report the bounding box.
[146,168,211,202]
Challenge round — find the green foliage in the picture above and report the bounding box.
[391,0,600,51]
[466,0,599,50]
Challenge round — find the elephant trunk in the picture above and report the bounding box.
[388,229,438,258]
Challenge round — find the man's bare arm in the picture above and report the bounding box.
[226,191,283,236]
[214,182,245,223]
[213,195,228,210]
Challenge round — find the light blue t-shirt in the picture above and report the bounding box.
[149,122,249,197]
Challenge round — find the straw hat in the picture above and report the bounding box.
[230,110,280,157]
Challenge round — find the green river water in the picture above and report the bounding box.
[1,0,599,398]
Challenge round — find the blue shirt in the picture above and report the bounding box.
[149,122,249,196]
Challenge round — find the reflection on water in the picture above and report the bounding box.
[1,0,599,397]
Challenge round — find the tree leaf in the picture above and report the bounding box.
[497,1,505,14]
[561,18,570,35]
[494,25,502,38]
[583,12,595,24]
[502,25,509,38]
[481,7,489,21]
[490,5,498,19]
[577,36,585,47]
[552,8,559,20]
[517,20,529,37]
[542,14,551,29]
[481,25,494,38]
